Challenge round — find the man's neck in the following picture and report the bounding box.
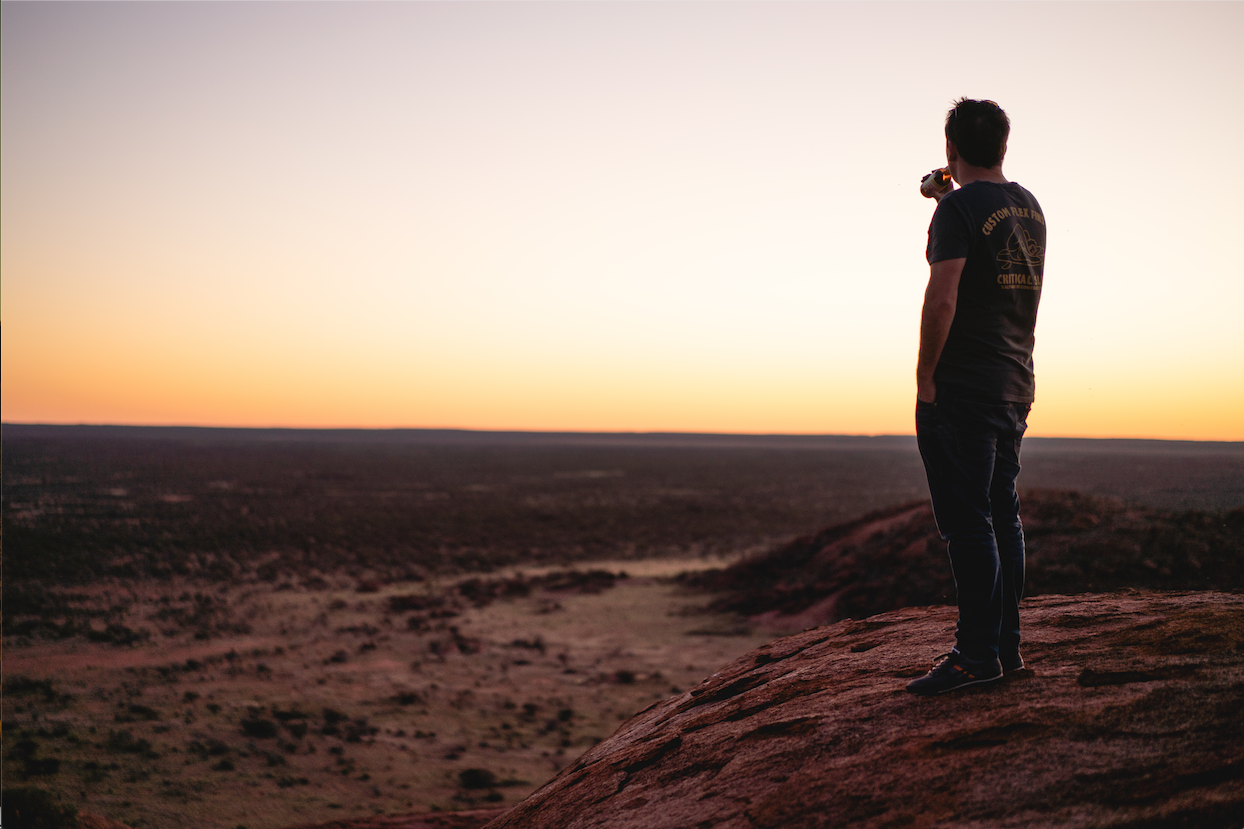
[952,162,1008,187]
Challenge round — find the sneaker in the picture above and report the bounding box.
[924,650,1023,671]
[906,651,1003,696]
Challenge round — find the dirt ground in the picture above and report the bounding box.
[2,559,774,829]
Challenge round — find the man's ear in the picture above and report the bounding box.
[945,139,959,163]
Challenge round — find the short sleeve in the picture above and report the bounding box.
[926,196,974,265]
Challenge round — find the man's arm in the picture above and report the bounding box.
[916,257,965,403]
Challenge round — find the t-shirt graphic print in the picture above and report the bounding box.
[926,180,1046,403]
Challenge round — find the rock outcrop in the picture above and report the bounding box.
[482,591,1244,829]
[689,490,1244,631]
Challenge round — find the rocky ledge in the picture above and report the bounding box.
[482,591,1244,829]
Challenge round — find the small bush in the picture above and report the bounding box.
[9,738,41,761]
[3,676,57,700]
[3,786,78,829]
[270,706,308,722]
[105,729,153,755]
[85,623,150,645]
[115,704,160,722]
[25,757,62,776]
[188,738,230,757]
[241,718,279,739]
[458,767,498,790]
[343,718,378,743]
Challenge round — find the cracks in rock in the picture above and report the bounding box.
[745,633,832,667]
[738,716,821,742]
[654,755,731,788]
[843,619,899,635]
[684,674,769,709]
[929,720,1048,752]
[613,735,683,777]
[675,676,832,738]
[1068,755,1244,807]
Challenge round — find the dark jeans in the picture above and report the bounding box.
[916,394,1030,662]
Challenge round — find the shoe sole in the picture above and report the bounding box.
[907,672,1004,696]
[934,673,1003,694]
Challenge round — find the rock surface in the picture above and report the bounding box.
[480,591,1244,829]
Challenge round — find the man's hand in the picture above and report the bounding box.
[917,375,937,404]
[920,169,954,201]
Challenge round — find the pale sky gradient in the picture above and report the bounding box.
[3,2,1242,439]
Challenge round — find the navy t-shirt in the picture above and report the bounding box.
[926,181,1046,403]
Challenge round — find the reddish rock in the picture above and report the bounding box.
[482,591,1244,829]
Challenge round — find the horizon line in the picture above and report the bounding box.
[3,422,1241,445]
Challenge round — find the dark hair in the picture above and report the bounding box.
[945,98,1010,168]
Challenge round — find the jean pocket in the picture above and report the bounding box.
[915,399,938,429]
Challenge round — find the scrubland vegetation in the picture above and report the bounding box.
[4,427,1240,828]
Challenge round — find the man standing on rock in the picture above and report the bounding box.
[907,98,1046,696]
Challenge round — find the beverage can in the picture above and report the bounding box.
[920,168,951,198]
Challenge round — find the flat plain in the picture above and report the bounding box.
[3,426,1241,828]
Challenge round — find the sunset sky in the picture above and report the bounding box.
[3,2,1242,440]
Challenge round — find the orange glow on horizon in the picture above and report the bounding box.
[3,3,1242,443]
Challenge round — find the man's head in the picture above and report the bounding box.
[944,98,1009,169]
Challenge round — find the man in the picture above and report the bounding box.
[906,98,1046,696]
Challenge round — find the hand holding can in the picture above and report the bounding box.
[920,168,952,199]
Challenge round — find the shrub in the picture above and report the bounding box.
[3,786,78,829]
[3,676,57,700]
[105,729,154,755]
[240,718,279,739]
[458,767,498,790]
[85,623,150,645]
[115,704,160,722]
[25,757,62,776]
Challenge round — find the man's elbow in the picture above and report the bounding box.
[923,297,957,323]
